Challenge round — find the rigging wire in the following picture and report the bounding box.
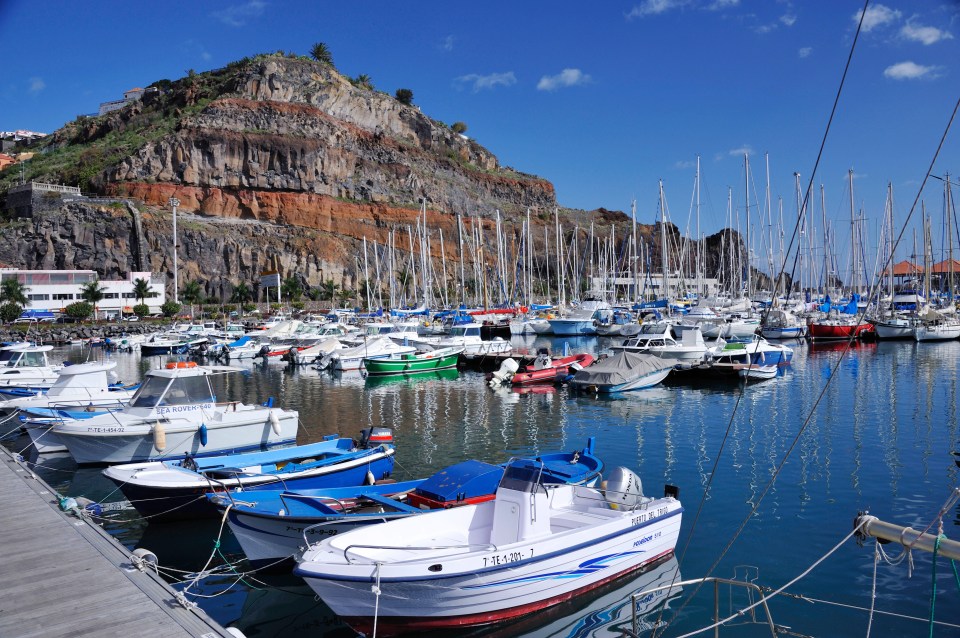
[660,0,960,630]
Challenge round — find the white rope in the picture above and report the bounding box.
[372,561,383,638]
[177,503,232,605]
[866,539,879,637]
[672,521,867,638]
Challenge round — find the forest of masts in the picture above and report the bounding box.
[349,155,957,311]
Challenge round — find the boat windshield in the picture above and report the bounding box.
[128,374,215,408]
[498,460,545,493]
[3,350,45,367]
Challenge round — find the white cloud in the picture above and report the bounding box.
[900,20,953,45]
[729,145,753,157]
[212,0,266,27]
[674,160,696,169]
[537,68,592,91]
[780,14,797,27]
[854,4,901,32]
[28,77,45,95]
[626,0,689,19]
[454,72,517,92]
[755,23,776,34]
[441,35,455,52]
[706,0,739,10]
[798,47,812,58]
[883,61,941,80]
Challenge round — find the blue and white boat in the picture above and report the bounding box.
[295,460,681,635]
[705,335,793,377]
[209,439,604,567]
[547,299,612,336]
[102,428,395,520]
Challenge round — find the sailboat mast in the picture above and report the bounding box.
[744,152,751,299]
[659,180,668,304]
[848,169,857,297]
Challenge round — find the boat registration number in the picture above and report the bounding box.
[87,427,126,433]
[483,548,533,567]
[631,506,669,526]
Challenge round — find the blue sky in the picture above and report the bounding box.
[2,1,959,267]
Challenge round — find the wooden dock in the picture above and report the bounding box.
[0,448,238,638]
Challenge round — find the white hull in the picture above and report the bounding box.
[914,325,960,341]
[296,484,681,633]
[55,408,298,464]
[24,422,68,453]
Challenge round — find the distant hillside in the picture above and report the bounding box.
[0,53,753,301]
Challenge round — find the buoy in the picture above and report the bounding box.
[153,422,166,451]
[269,410,282,435]
[165,361,197,370]
[198,423,208,447]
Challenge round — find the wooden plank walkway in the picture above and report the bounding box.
[0,448,237,638]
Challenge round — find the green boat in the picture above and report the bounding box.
[363,346,463,376]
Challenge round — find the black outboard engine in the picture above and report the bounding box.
[358,426,394,449]
[256,344,270,358]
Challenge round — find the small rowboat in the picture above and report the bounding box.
[363,346,463,376]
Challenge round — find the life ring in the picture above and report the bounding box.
[165,361,198,369]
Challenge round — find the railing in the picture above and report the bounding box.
[631,576,778,638]
[343,542,497,565]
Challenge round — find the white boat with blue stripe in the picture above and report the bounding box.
[295,459,682,635]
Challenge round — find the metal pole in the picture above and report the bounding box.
[856,514,960,560]
[168,196,180,304]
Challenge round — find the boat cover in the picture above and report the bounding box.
[572,351,672,387]
[412,460,503,504]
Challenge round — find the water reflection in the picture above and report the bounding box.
[5,339,960,637]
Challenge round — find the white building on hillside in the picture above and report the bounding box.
[0,269,166,317]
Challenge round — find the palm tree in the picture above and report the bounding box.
[319,279,339,301]
[395,88,414,106]
[79,280,107,320]
[0,278,29,306]
[230,282,252,305]
[181,280,204,318]
[281,276,303,302]
[353,74,373,90]
[132,277,154,304]
[310,42,333,66]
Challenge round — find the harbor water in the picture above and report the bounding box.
[3,336,959,637]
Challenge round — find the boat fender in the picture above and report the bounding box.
[365,470,376,485]
[153,422,166,452]
[198,423,208,447]
[604,466,643,511]
[269,410,282,435]
[72,496,102,517]
[131,548,158,570]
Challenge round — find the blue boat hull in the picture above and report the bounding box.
[108,453,395,520]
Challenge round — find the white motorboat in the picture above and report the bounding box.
[419,323,511,356]
[0,344,62,390]
[2,362,135,454]
[295,459,682,635]
[318,337,416,371]
[913,310,960,342]
[612,325,707,364]
[53,362,298,464]
[288,337,345,365]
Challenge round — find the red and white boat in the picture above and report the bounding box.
[511,351,595,386]
[807,316,874,341]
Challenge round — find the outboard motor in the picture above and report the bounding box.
[358,426,393,449]
[488,358,519,387]
[256,344,270,359]
[532,348,552,371]
[603,466,644,511]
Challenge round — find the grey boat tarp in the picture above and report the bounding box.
[571,351,672,387]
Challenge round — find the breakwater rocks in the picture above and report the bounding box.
[2,322,164,346]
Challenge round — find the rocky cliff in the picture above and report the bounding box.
[1,54,753,301]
